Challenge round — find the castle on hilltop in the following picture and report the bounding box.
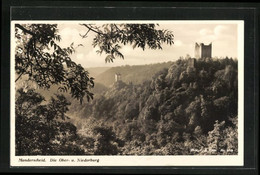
[195,42,212,59]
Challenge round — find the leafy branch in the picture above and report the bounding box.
[15,24,94,103]
[80,23,174,62]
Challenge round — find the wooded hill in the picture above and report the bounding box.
[67,57,238,155]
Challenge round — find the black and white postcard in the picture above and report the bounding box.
[10,20,244,166]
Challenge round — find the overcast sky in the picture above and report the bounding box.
[57,21,239,68]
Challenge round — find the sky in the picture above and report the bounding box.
[57,21,239,68]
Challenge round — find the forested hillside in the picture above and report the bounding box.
[66,57,238,155]
[94,62,173,87]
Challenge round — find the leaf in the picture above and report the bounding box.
[105,55,115,63]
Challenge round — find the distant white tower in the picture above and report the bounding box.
[115,73,121,82]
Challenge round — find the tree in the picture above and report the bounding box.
[93,126,119,155]
[15,24,94,103]
[206,120,238,155]
[15,88,45,155]
[15,23,174,102]
[80,24,174,62]
[15,88,84,155]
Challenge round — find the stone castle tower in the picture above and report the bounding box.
[115,73,121,82]
[195,42,212,59]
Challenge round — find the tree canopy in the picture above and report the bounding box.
[15,88,85,155]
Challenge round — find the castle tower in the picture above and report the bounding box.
[115,73,121,82]
[195,42,212,59]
